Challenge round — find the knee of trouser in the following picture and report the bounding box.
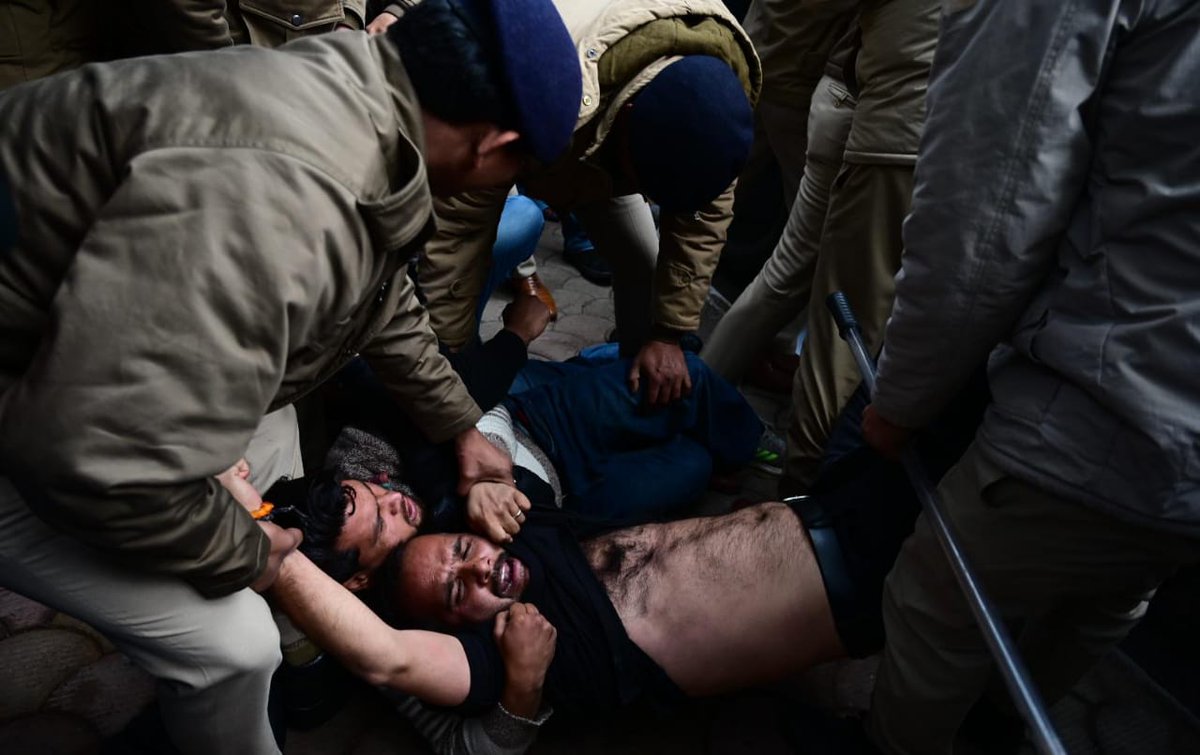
[499,196,545,241]
[494,196,545,265]
[191,601,283,688]
[214,628,282,686]
[757,261,810,301]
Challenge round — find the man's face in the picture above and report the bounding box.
[395,533,529,627]
[335,481,422,576]
[421,115,527,197]
[426,145,526,196]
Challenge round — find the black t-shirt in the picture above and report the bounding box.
[452,479,683,716]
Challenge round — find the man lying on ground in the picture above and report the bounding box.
[270,461,906,747]
[269,375,989,752]
[268,294,764,593]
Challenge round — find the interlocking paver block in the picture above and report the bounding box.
[0,628,102,717]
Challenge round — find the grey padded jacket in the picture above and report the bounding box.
[874,0,1200,536]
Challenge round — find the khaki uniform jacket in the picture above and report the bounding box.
[0,0,109,88]
[157,0,367,50]
[0,0,364,91]
[0,33,479,597]
[420,0,761,347]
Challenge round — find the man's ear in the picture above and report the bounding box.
[474,128,522,164]
[342,571,372,593]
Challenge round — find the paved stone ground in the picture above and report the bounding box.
[2,220,1198,753]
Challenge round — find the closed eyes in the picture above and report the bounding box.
[446,537,473,609]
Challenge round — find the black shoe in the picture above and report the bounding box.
[562,248,613,286]
[277,652,354,732]
[101,704,181,755]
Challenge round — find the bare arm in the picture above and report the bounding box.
[271,552,472,706]
[393,602,556,755]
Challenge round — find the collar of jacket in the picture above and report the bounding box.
[360,34,435,259]
[552,0,762,157]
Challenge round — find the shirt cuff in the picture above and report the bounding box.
[650,324,691,343]
[480,702,553,749]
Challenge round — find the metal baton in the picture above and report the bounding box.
[825,291,1066,755]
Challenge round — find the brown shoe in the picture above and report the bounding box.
[511,272,558,320]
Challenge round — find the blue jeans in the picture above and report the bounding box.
[561,212,595,254]
[475,195,544,323]
[505,354,763,522]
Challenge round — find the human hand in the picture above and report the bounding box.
[502,295,553,345]
[215,458,262,513]
[455,427,514,496]
[861,404,913,461]
[467,481,531,544]
[250,520,303,593]
[494,603,556,717]
[366,11,399,35]
[628,340,692,407]
[216,457,250,486]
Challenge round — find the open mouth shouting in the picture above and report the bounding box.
[491,553,528,599]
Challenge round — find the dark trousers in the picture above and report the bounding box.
[506,353,762,522]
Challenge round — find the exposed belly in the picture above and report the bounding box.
[582,503,844,696]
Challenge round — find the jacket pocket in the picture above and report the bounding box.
[661,259,708,319]
[973,451,1014,509]
[238,0,344,33]
[978,473,1021,510]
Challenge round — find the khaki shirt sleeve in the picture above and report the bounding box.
[651,182,736,334]
[417,189,508,349]
[0,147,374,595]
[380,2,421,21]
[360,268,483,443]
[341,0,367,28]
[160,1,236,49]
[0,149,364,596]
[395,692,551,755]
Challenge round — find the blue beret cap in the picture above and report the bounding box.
[471,0,581,164]
[627,56,753,213]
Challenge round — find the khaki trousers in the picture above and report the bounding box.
[0,407,302,755]
[778,0,941,492]
[868,443,1200,754]
[418,188,511,349]
[781,162,914,492]
[701,73,856,383]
